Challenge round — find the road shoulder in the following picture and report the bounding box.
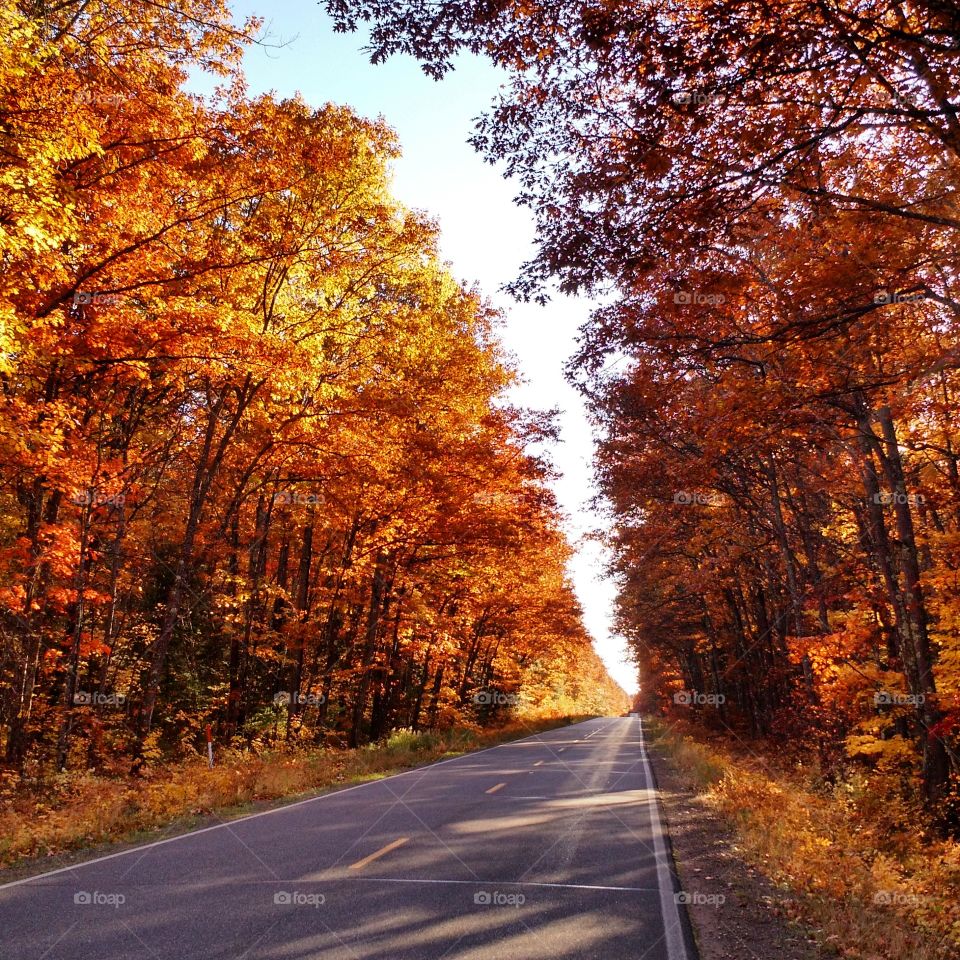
[646,739,822,960]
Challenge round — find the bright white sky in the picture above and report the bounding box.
[221,1,637,695]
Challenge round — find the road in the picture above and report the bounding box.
[0,717,695,960]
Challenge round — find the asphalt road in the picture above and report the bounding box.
[0,717,695,960]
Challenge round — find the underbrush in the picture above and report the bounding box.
[648,718,960,960]
[0,715,587,871]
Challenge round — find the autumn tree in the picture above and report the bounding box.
[0,0,626,776]
[326,0,960,815]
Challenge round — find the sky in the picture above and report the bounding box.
[212,1,637,696]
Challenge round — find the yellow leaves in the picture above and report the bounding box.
[845,735,915,765]
[0,0,629,794]
[0,303,19,374]
[660,719,960,955]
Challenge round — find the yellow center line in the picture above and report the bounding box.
[485,782,507,794]
[348,836,409,871]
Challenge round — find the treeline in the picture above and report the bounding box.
[0,0,626,775]
[325,1,960,819]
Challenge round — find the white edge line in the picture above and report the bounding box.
[0,719,605,893]
[638,715,691,960]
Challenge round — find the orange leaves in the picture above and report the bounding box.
[0,0,629,774]
[0,583,25,613]
[78,634,112,659]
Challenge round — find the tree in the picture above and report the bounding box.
[326,0,960,815]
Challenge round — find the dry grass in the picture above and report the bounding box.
[649,718,960,960]
[0,716,586,871]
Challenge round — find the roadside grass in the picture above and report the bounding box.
[0,715,588,873]
[647,717,960,960]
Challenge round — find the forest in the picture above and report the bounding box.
[325,0,960,826]
[0,0,625,786]
[3,3,960,957]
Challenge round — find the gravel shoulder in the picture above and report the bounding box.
[647,738,823,960]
